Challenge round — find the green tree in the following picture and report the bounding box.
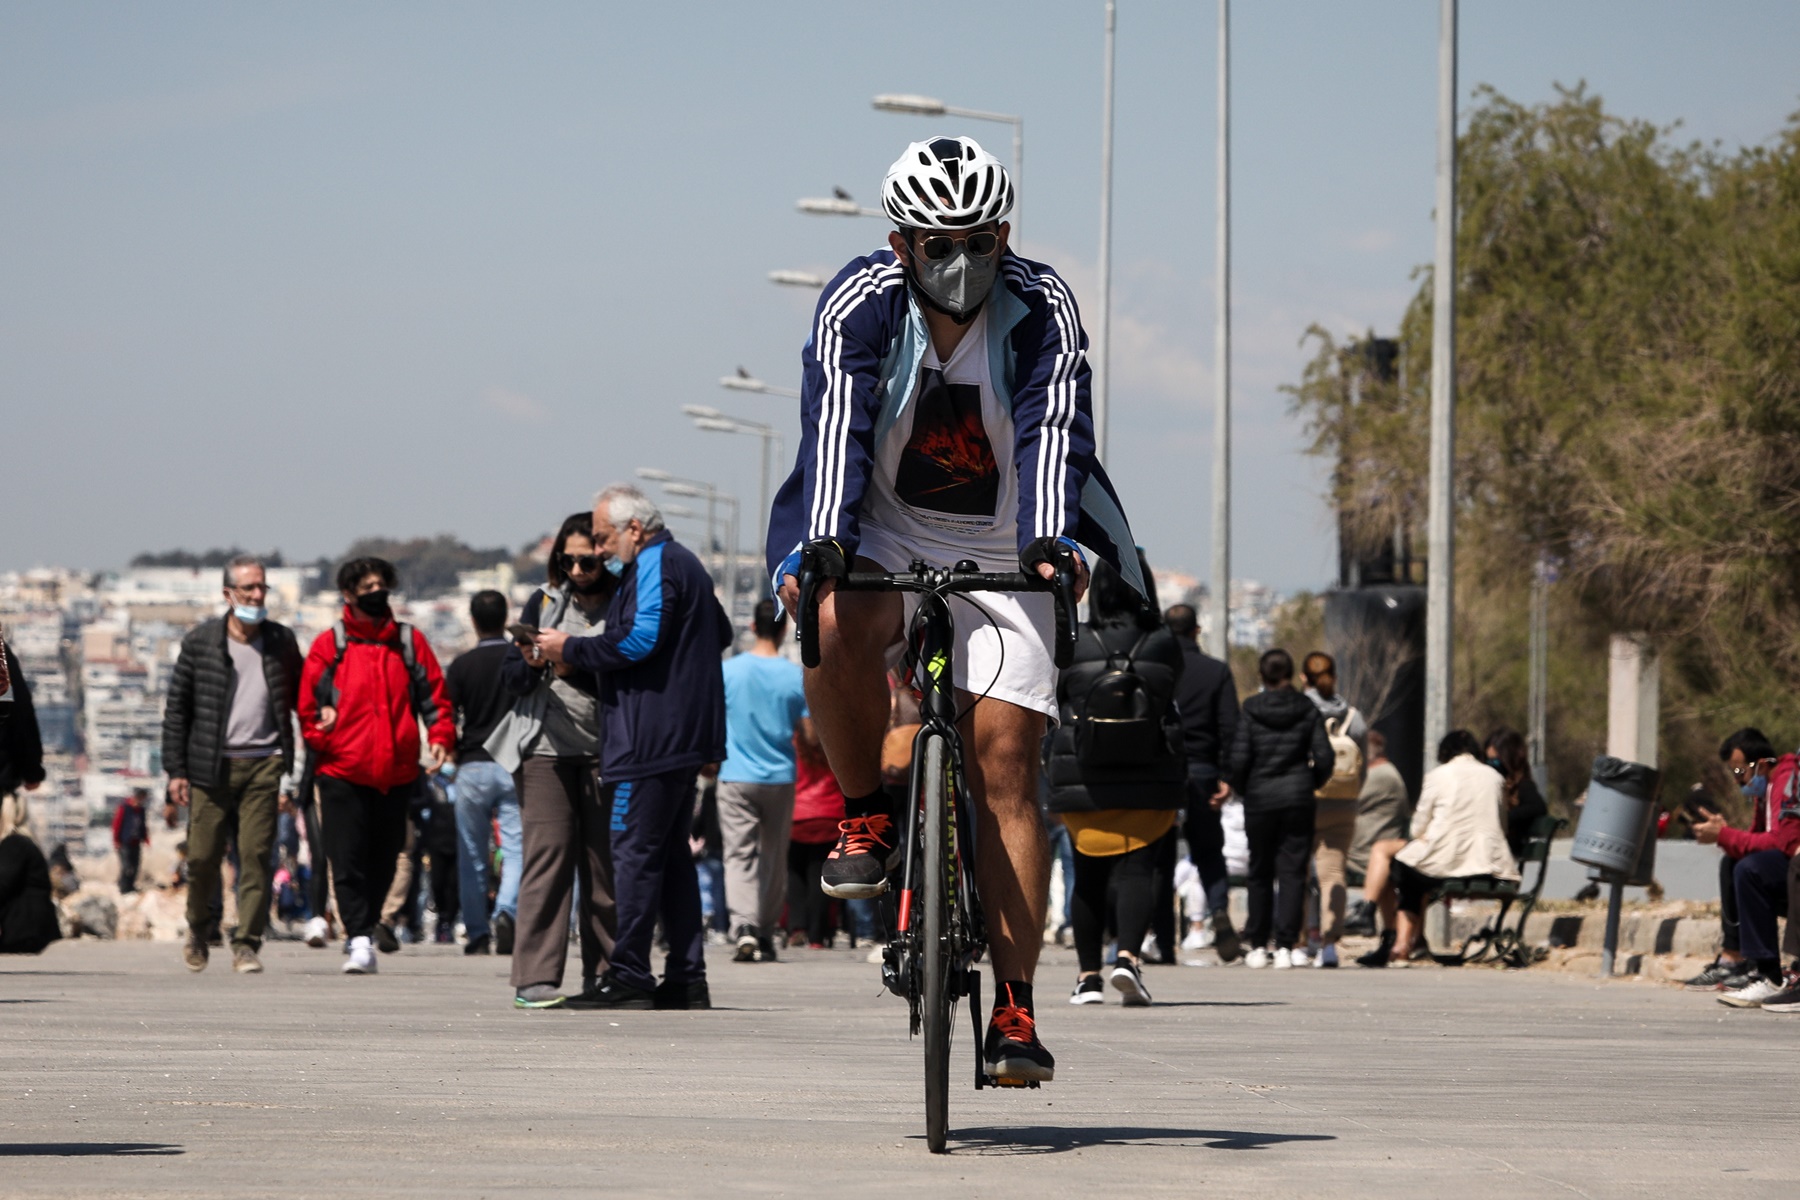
[1288,85,1800,806]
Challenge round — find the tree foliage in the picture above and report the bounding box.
[1288,85,1800,801]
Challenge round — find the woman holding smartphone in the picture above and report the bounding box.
[495,512,618,1008]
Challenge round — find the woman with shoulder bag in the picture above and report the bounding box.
[1044,551,1185,1007]
[489,512,618,1009]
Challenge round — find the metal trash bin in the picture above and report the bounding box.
[1571,756,1661,877]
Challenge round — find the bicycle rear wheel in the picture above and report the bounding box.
[919,732,953,1154]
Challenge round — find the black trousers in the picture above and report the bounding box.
[1072,840,1159,974]
[1182,767,1231,916]
[316,776,410,941]
[609,768,705,993]
[1244,805,1315,951]
[118,844,141,894]
[787,840,836,946]
[1720,851,1743,954]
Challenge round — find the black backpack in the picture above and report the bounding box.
[1073,631,1177,769]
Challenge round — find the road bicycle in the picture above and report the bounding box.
[798,543,1078,1153]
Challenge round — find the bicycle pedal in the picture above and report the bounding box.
[991,1077,1039,1089]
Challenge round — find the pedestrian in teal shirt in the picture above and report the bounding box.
[718,600,809,963]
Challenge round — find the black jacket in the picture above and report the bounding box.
[445,639,515,763]
[161,618,304,789]
[0,645,45,797]
[1045,619,1187,814]
[1173,637,1238,777]
[0,831,61,954]
[1228,686,1334,812]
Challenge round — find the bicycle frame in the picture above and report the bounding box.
[888,589,986,1048]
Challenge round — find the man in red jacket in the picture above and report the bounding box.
[1691,728,1799,1008]
[299,557,454,976]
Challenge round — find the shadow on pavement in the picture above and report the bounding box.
[945,1126,1335,1155]
[1148,1000,1287,1008]
[0,1143,185,1157]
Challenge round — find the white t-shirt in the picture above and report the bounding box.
[862,307,1019,570]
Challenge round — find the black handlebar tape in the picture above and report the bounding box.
[799,563,822,668]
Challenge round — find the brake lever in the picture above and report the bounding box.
[1051,555,1079,671]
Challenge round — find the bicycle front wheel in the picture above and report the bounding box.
[919,732,953,1154]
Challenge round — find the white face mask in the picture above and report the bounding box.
[233,604,266,625]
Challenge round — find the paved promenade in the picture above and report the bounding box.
[3,939,1795,1198]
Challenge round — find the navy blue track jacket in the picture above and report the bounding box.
[560,531,731,782]
[764,247,1143,593]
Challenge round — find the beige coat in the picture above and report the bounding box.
[1394,754,1519,882]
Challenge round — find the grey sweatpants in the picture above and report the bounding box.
[716,781,795,936]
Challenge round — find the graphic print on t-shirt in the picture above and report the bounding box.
[894,366,999,518]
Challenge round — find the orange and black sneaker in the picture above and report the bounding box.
[984,983,1055,1083]
[819,814,897,899]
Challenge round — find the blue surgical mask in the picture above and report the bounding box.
[438,761,457,782]
[233,604,266,625]
[1743,774,1768,801]
[603,556,625,578]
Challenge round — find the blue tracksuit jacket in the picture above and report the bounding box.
[561,532,731,782]
[764,247,1142,592]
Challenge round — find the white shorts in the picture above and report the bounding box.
[857,522,1059,720]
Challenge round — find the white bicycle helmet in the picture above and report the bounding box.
[881,136,1014,230]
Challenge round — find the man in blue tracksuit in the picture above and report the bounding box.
[767,136,1143,1082]
[539,483,731,1010]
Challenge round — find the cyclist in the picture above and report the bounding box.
[770,136,1143,1084]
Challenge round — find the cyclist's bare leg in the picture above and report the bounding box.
[803,562,903,796]
[957,691,1049,984]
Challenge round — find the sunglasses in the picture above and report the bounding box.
[917,230,999,261]
[559,553,602,573]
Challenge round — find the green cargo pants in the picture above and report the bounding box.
[186,755,283,950]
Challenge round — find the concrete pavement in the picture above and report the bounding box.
[2,938,1795,1198]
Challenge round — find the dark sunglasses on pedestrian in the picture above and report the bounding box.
[560,553,601,573]
[917,230,999,261]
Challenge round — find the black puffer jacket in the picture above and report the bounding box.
[162,618,304,789]
[0,645,45,797]
[1228,686,1334,812]
[1045,618,1186,814]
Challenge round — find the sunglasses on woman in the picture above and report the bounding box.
[559,553,602,573]
[916,230,999,261]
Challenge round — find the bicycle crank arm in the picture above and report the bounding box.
[968,970,985,1091]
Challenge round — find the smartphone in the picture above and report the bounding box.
[506,623,538,646]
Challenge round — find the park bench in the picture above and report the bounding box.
[1432,814,1566,968]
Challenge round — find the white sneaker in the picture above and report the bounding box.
[342,936,377,975]
[1245,947,1271,969]
[1719,976,1781,1008]
[304,916,330,948]
[1272,947,1295,970]
[1181,925,1211,951]
[1314,945,1339,968]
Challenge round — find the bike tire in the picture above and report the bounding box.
[920,732,953,1154]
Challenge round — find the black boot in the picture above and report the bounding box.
[1356,929,1396,968]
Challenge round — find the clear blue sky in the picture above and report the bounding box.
[4,1,1796,590]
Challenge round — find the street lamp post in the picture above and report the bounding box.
[1425,0,1458,772]
[683,404,784,595]
[1094,0,1117,460]
[1208,0,1232,661]
[665,482,740,624]
[635,467,741,622]
[720,370,801,400]
[871,93,1023,246]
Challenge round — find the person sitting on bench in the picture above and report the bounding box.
[1367,729,1519,967]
